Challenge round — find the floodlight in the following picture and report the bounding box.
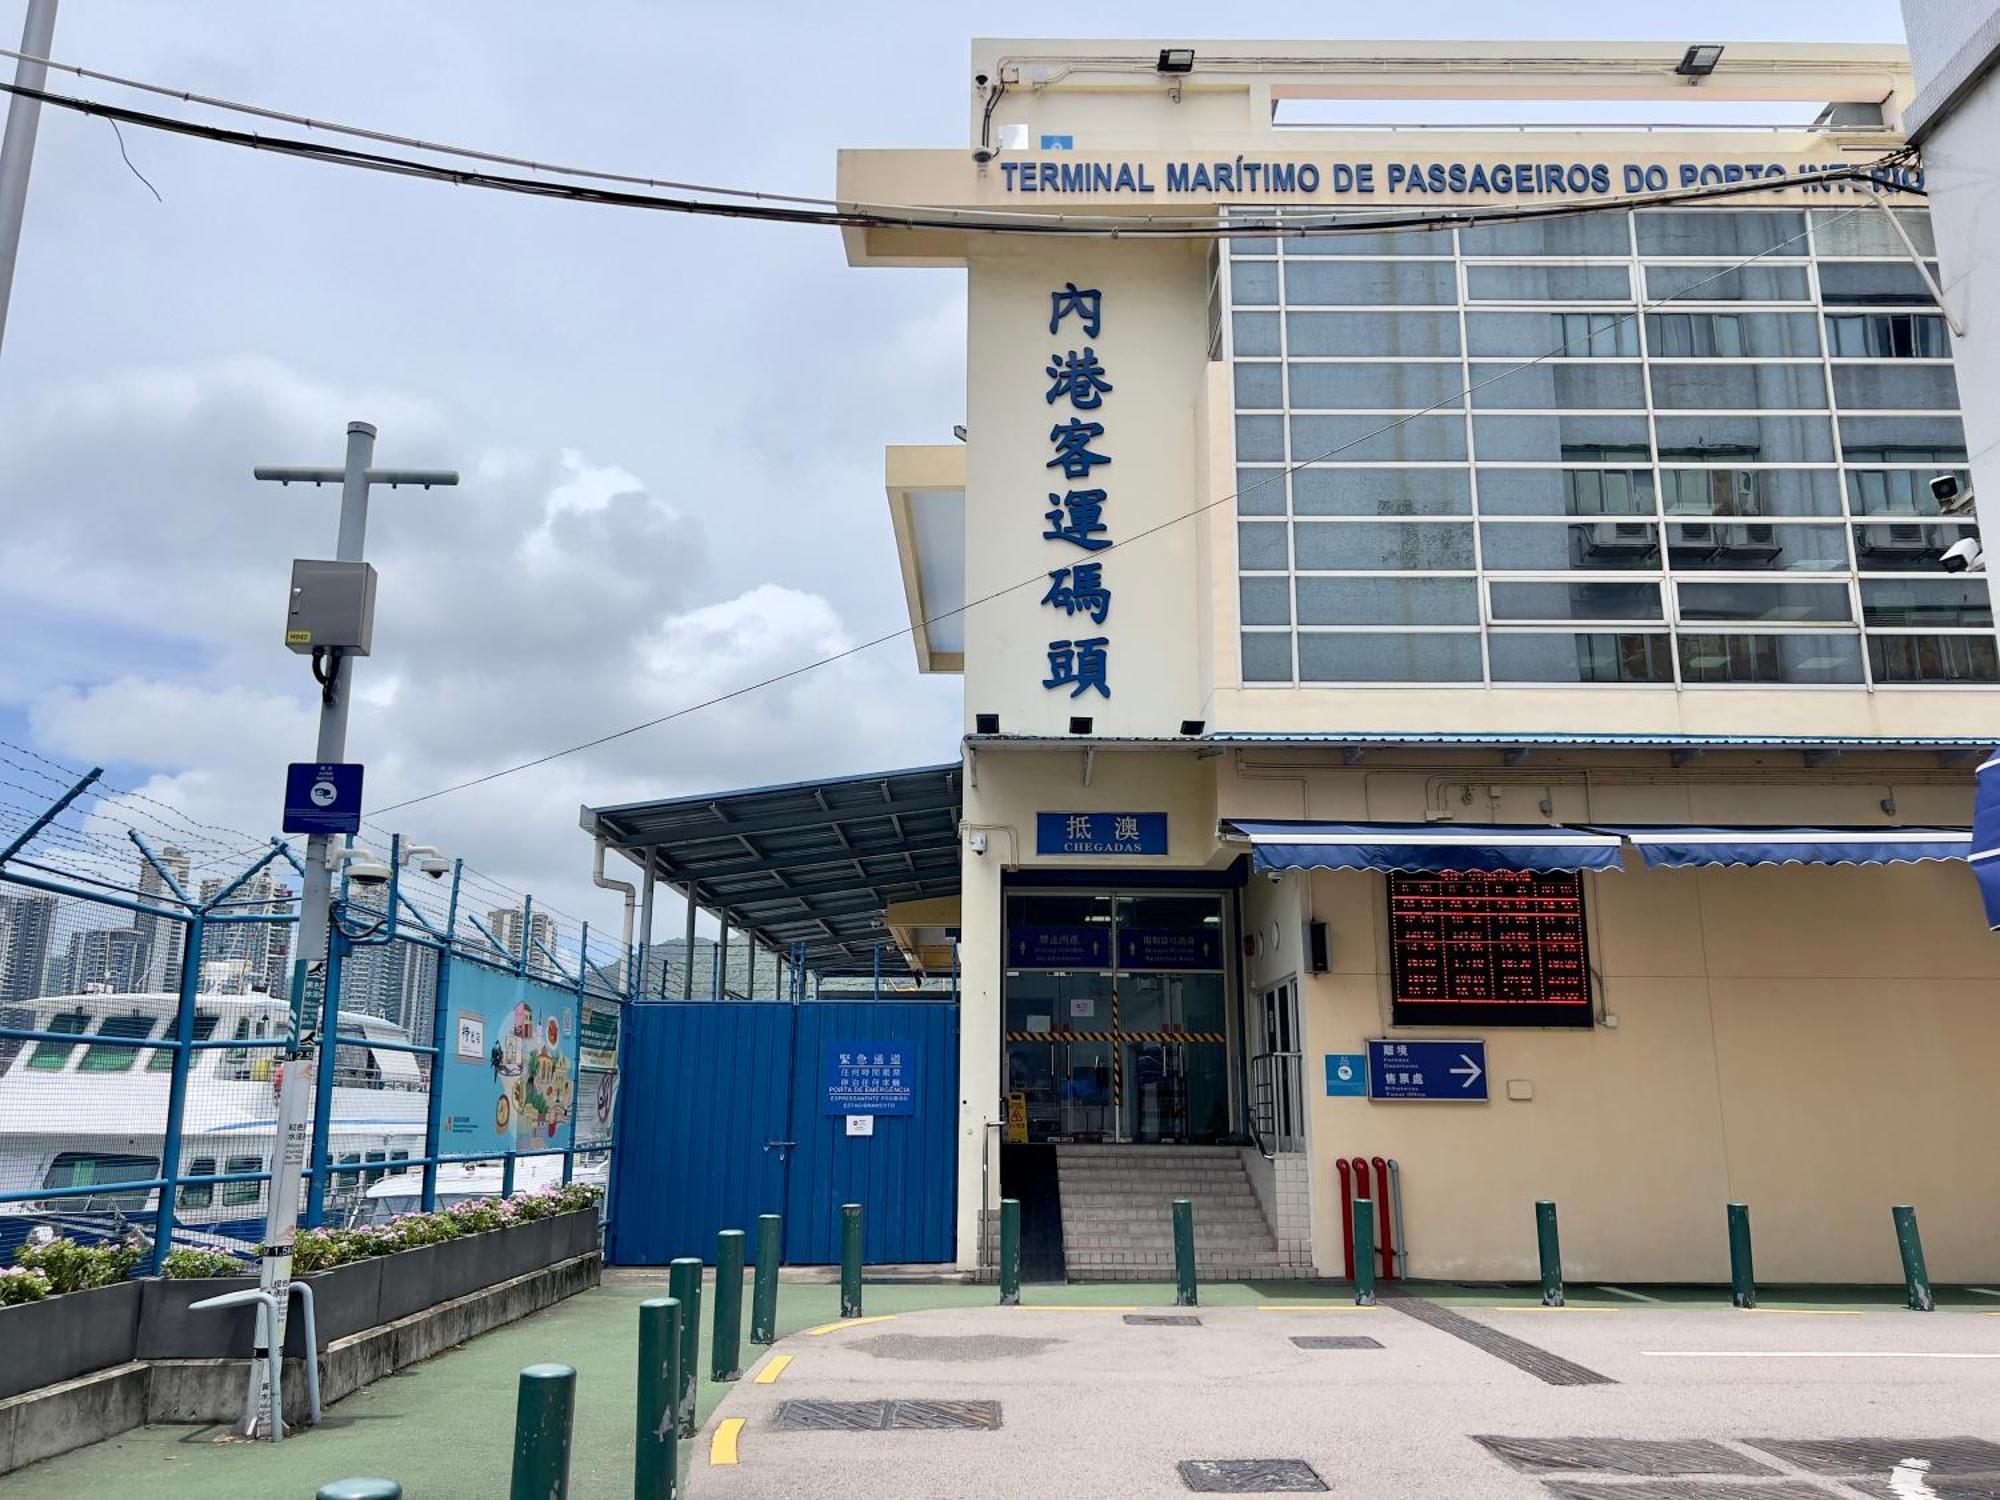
[1676,44,1724,77]
[1157,48,1195,74]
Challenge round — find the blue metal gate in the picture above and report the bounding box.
[608,1001,958,1265]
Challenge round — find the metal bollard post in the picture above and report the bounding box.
[1172,1198,1198,1307]
[1892,1204,1935,1311]
[751,1214,782,1344]
[317,1483,402,1500]
[1352,1198,1377,1306]
[1727,1202,1756,1309]
[1535,1200,1564,1308]
[840,1203,864,1319]
[509,1364,576,1500]
[635,1298,680,1500]
[998,1198,1022,1307]
[666,1257,702,1437]
[712,1229,746,1381]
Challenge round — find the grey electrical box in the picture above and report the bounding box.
[286,559,377,656]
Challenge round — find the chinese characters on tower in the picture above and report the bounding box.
[1043,280,1113,700]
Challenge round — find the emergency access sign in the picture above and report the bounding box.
[823,1040,918,1116]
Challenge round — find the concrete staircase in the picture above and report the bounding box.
[1054,1144,1287,1280]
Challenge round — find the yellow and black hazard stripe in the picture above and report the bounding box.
[1003,1029,1227,1044]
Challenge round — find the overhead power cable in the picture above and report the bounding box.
[369,202,1881,818]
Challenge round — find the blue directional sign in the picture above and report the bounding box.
[282,761,364,836]
[1366,1039,1488,1102]
[1325,1053,1366,1097]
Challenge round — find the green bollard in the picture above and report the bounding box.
[840,1203,864,1319]
[510,1363,575,1500]
[1352,1198,1377,1306]
[998,1198,1022,1307]
[1893,1204,1935,1311]
[666,1257,702,1437]
[635,1298,680,1500]
[713,1229,746,1381]
[1727,1202,1756,1309]
[1535,1200,1564,1308]
[317,1483,402,1500]
[751,1214,782,1344]
[1172,1198,1198,1307]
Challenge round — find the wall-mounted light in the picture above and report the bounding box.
[1179,719,1205,737]
[974,712,1000,734]
[1675,44,1724,78]
[1068,716,1094,735]
[952,424,968,442]
[1157,47,1195,74]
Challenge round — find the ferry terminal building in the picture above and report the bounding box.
[597,39,2000,1285]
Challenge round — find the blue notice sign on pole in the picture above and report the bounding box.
[823,1039,918,1116]
[282,761,364,836]
[1365,1039,1488,1102]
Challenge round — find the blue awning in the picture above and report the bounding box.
[1608,825,1972,870]
[1971,754,2000,928]
[1224,820,1625,874]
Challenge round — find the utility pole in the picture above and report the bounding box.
[246,422,455,1440]
[0,0,58,354]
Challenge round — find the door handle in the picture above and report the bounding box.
[765,1140,795,1151]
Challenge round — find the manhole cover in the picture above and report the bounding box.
[1126,1314,1202,1326]
[889,1400,1003,1430]
[1747,1440,2000,1476]
[853,1333,1057,1362]
[1542,1483,1844,1499]
[1179,1458,1329,1493]
[1476,1438,1777,1477]
[1291,1335,1383,1350]
[773,1399,1002,1431]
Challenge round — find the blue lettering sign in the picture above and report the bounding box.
[1365,1039,1488,1103]
[1042,637,1110,699]
[1116,926,1221,969]
[823,1040,918,1116]
[1036,811,1168,857]
[1007,925,1112,969]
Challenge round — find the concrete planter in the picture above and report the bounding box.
[0,1279,143,1401]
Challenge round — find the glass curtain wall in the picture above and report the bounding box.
[1221,204,1991,687]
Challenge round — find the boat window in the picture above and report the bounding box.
[180,1155,217,1210]
[146,1012,218,1071]
[221,1155,264,1206]
[41,1150,158,1211]
[80,1013,156,1072]
[26,1011,90,1070]
[364,1149,388,1187]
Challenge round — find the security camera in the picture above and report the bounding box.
[974,72,990,88]
[418,857,450,879]
[1266,870,1283,884]
[972,146,996,164]
[1933,474,1977,516]
[1941,536,1984,573]
[345,859,392,888]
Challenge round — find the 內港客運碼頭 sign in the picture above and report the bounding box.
[1366,1039,1488,1102]
[1037,811,1168,856]
[823,1040,918,1117]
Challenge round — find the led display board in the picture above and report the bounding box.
[1387,869,1593,1029]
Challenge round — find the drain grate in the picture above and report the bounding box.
[1746,1439,2000,1477]
[773,1399,1002,1432]
[1291,1335,1383,1350]
[1126,1313,1202,1326]
[1390,1298,1614,1386]
[1178,1459,1329,1493]
[1541,1483,1843,1500]
[1475,1437,1777,1477]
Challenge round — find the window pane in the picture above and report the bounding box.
[27,1012,88,1070]
[1230,261,1279,305]
[1677,633,1863,684]
[1818,261,1939,306]
[1477,468,1656,517]
[1468,311,1639,357]
[1860,579,1994,628]
[1288,227,1451,257]
[1293,466,1470,516]
[1297,631,1483,681]
[1646,311,1821,357]
[1488,581,1663,621]
[1286,260,1457,305]
[1654,414,1833,462]
[1238,521,1289,569]
[1288,311,1459,356]
[1831,365,1961,410]
[1296,577,1480,625]
[1231,311,1281,355]
[1661,469,1840,517]
[1235,414,1284,461]
[1868,634,2000,684]
[1236,466,1287,515]
[1824,313,1951,358]
[1644,264,1811,302]
[1472,414,1651,462]
[42,1151,158,1211]
[1293,521,1476,571]
[1466,264,1631,301]
[1469,362,1646,409]
[79,1013,154,1073]
[1480,521,1660,570]
[1489,632,1675,683]
[1287,362,1464,409]
[1241,632,1293,682]
[1228,238,1277,258]
[1239,577,1290,625]
[1845,469,1971,516]
[1290,413,1466,463]
[1667,521,1850,571]
[1234,362,1282,407]
[1635,210,1807,257]
[1812,208,1935,257]
[222,1156,264,1207]
[1838,416,1968,462]
[180,1156,214,1211]
[1852,521,1979,571]
[1459,214,1632,257]
[1648,364,1827,410]
[147,1012,215,1072]
[1677,580,1852,622]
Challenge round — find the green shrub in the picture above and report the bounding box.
[291,1229,348,1274]
[0,1266,53,1305]
[161,1247,251,1279]
[11,1235,143,1294]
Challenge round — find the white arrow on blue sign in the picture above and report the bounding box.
[1365,1038,1489,1103]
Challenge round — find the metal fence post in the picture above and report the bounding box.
[999,1198,1021,1306]
[1535,1200,1564,1308]
[667,1258,702,1437]
[636,1297,680,1500]
[1352,1198,1377,1306]
[422,860,462,1213]
[1727,1202,1756,1309]
[509,1363,575,1500]
[152,910,204,1275]
[1892,1205,1934,1311]
[840,1203,864,1318]
[565,920,589,1186]
[1172,1198,1197,1307]
[712,1229,745,1381]
[303,924,348,1228]
[501,1150,517,1201]
[751,1214,782,1343]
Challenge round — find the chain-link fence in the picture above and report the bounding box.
[0,742,628,1273]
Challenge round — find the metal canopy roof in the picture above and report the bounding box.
[581,764,961,978]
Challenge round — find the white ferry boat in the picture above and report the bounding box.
[351,1153,609,1226]
[0,991,428,1254]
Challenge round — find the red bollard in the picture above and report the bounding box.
[1336,1158,1355,1280]
[1372,1156,1395,1281]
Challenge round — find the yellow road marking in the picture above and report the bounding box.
[1016,1304,1140,1313]
[753,1353,792,1384]
[803,1315,898,1336]
[710,1417,744,1466]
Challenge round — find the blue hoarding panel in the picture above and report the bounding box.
[438,959,580,1155]
[1365,1039,1488,1102]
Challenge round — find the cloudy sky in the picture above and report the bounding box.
[0,0,1911,944]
